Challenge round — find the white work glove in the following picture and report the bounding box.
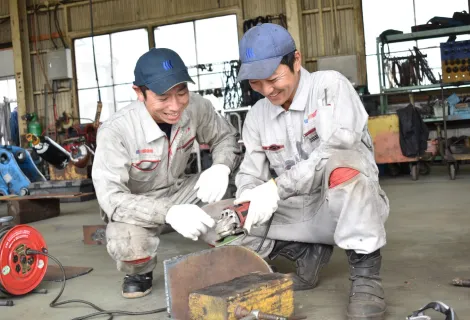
[233,179,280,233]
[194,164,231,203]
[165,204,216,241]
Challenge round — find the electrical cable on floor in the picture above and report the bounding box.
[25,249,167,320]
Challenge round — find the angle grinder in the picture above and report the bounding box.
[214,202,250,243]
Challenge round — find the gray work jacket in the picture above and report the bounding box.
[92,93,240,227]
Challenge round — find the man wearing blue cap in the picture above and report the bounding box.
[232,24,389,319]
[92,48,240,298]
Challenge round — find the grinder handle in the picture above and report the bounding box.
[234,202,250,225]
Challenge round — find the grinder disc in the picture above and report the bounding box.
[0,225,48,295]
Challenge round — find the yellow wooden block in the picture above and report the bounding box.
[188,272,294,320]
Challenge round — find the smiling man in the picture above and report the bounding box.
[92,48,240,299]
[231,24,390,320]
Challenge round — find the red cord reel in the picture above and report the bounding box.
[0,225,48,296]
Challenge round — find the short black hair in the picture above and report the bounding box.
[280,50,296,72]
[139,85,149,99]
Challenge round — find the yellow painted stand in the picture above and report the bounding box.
[368,114,419,164]
[188,272,294,320]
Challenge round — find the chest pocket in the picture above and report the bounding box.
[262,141,287,172]
[129,147,164,182]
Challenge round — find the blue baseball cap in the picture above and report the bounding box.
[236,23,296,82]
[133,48,194,95]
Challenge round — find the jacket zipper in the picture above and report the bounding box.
[167,127,180,170]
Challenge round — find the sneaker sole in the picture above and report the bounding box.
[122,287,152,299]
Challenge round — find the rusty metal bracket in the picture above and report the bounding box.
[83,225,106,245]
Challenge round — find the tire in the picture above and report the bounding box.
[411,164,419,181]
[388,163,401,177]
[419,162,431,175]
[449,163,456,180]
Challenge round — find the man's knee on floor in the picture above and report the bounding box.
[106,222,159,264]
[329,167,360,188]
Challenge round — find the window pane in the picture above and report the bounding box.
[114,84,137,107]
[111,29,149,84]
[78,87,115,123]
[0,77,17,101]
[74,35,113,89]
[7,78,17,101]
[154,22,197,67]
[203,94,224,112]
[198,73,225,91]
[195,15,239,64]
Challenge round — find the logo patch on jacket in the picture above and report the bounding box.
[303,110,317,124]
[136,148,154,154]
[303,128,319,142]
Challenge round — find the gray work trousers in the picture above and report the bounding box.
[202,151,390,259]
[106,153,389,275]
[105,173,240,275]
[105,174,203,275]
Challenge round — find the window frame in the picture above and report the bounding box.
[70,9,242,123]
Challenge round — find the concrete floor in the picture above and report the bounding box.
[3,165,470,320]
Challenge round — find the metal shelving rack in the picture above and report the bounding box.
[377,25,470,112]
[376,25,470,179]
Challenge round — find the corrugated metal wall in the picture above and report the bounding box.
[28,5,70,126]
[301,0,366,83]
[67,0,239,34]
[27,0,241,128]
[242,0,286,20]
[0,0,366,126]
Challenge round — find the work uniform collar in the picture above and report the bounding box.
[138,101,191,144]
[270,67,310,119]
[138,102,165,143]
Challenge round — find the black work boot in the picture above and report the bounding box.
[269,241,333,291]
[346,250,386,320]
[122,272,153,299]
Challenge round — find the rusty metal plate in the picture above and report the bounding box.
[164,245,272,320]
[7,198,60,225]
[0,192,95,201]
[83,225,107,245]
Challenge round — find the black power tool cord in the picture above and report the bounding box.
[254,214,275,253]
[26,249,166,320]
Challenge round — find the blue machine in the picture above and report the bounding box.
[0,146,46,196]
[447,93,470,116]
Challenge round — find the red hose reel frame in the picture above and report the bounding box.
[0,225,48,296]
